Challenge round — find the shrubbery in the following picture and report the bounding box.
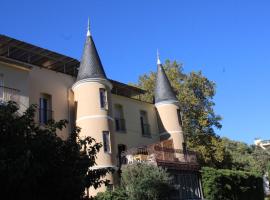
[95,187,127,200]
[202,167,264,200]
[95,163,172,200]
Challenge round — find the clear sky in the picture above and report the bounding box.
[1,0,269,144]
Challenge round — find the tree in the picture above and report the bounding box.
[120,163,172,200]
[251,146,270,175]
[0,101,112,200]
[134,60,228,167]
[222,137,270,175]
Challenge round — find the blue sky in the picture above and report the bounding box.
[1,0,269,144]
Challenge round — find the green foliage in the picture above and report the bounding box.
[134,60,228,167]
[0,101,112,200]
[95,163,171,200]
[120,163,172,200]
[222,137,270,175]
[134,60,270,172]
[202,167,264,200]
[95,187,127,200]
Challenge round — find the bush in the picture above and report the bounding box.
[95,187,127,200]
[95,163,172,200]
[202,167,264,200]
[121,163,172,200]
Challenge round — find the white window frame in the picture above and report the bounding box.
[99,88,107,109]
[103,131,111,153]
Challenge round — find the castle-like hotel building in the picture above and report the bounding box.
[0,24,202,199]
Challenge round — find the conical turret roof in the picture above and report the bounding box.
[76,21,107,81]
[154,52,178,104]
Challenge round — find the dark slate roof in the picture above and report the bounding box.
[154,63,178,103]
[76,35,107,81]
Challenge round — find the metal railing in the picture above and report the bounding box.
[115,118,126,132]
[121,140,198,166]
[0,85,20,103]
[39,108,53,124]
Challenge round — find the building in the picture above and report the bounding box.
[254,139,270,150]
[0,23,202,199]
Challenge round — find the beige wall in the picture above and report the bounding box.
[29,67,75,139]
[156,103,184,150]
[0,62,30,113]
[0,62,75,139]
[111,94,160,153]
[73,82,116,166]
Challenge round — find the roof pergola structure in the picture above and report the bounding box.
[0,34,147,101]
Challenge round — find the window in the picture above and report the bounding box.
[39,94,52,124]
[117,144,127,166]
[114,104,126,132]
[177,109,183,126]
[140,110,151,136]
[99,88,107,109]
[0,75,3,100]
[103,131,111,153]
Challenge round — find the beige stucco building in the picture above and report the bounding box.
[0,25,202,199]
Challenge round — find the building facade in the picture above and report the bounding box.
[255,139,270,150]
[0,25,202,199]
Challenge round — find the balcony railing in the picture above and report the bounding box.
[39,108,53,124]
[120,140,198,167]
[115,118,126,132]
[141,123,151,137]
[261,140,270,145]
[0,86,20,104]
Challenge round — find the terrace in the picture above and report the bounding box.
[120,140,200,171]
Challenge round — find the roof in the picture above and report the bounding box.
[0,34,146,98]
[154,63,178,103]
[110,79,145,97]
[0,34,79,76]
[76,35,107,81]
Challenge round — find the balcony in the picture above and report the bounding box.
[0,86,20,104]
[120,140,199,171]
[115,118,126,132]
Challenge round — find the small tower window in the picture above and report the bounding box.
[177,109,183,126]
[103,131,111,153]
[99,88,107,109]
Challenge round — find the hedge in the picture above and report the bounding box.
[201,167,264,200]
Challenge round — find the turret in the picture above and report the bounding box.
[72,20,116,194]
[154,51,185,151]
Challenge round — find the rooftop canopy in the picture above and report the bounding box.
[0,34,146,100]
[0,34,79,76]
